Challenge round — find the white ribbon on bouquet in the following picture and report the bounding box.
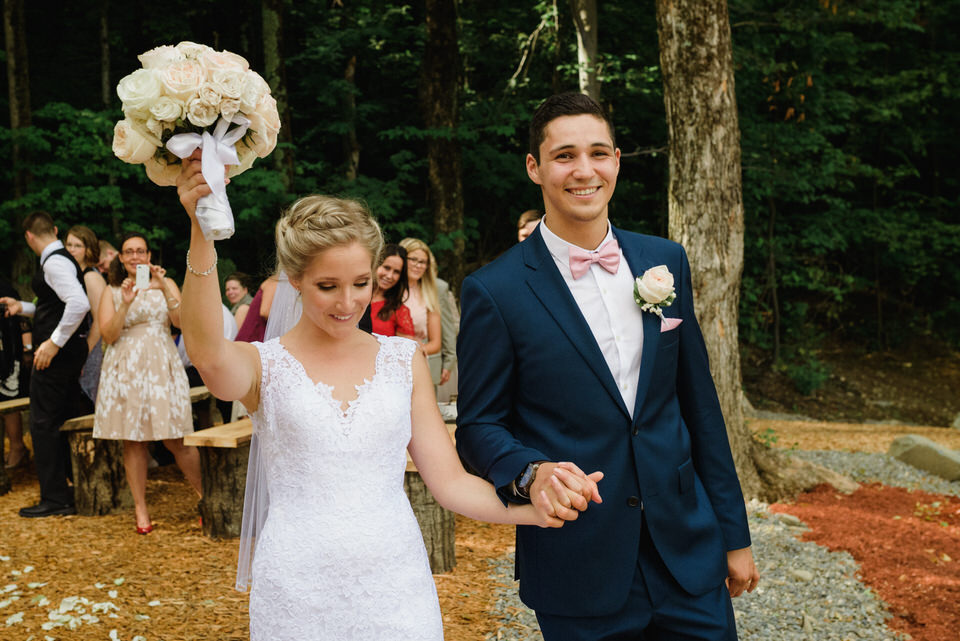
[167,115,250,241]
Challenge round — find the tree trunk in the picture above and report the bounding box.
[0,426,9,495]
[100,0,121,241]
[420,0,465,290]
[404,471,456,573]
[569,0,599,101]
[341,55,360,181]
[4,0,34,284]
[262,0,295,190]
[655,0,841,502]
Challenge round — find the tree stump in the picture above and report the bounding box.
[198,442,250,539]
[66,431,132,515]
[404,471,456,573]
[0,437,10,495]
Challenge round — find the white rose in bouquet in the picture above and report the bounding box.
[220,98,241,123]
[138,45,185,69]
[144,155,181,186]
[149,96,184,122]
[160,60,205,102]
[239,71,270,114]
[176,41,214,61]
[112,119,161,164]
[186,96,220,128]
[117,68,163,118]
[211,69,245,99]
[227,141,258,178]
[199,49,249,73]
[198,83,223,108]
[245,95,281,157]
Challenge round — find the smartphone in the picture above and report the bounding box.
[136,263,151,290]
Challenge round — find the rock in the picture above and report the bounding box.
[776,513,804,527]
[789,568,814,582]
[888,435,960,481]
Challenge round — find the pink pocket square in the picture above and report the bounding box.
[660,317,683,333]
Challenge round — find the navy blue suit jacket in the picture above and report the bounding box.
[455,225,751,617]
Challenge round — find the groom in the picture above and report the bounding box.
[456,93,758,640]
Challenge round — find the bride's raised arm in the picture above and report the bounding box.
[178,150,261,412]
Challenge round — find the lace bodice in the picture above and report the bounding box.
[245,335,442,640]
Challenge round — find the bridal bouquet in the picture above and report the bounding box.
[112,41,281,240]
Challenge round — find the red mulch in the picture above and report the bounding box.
[772,483,960,641]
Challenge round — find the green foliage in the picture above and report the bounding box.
[0,0,956,358]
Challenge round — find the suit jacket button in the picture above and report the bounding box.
[627,496,640,507]
[632,427,639,436]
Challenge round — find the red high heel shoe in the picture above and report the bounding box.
[136,523,154,535]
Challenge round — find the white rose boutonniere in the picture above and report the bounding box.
[634,265,676,319]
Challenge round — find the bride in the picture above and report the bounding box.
[175,153,597,639]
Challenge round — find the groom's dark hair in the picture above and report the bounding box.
[528,92,615,163]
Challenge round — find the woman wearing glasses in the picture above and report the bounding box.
[398,238,444,383]
[95,232,202,534]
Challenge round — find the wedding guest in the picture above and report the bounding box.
[95,232,201,534]
[97,240,118,276]
[0,211,90,517]
[224,272,253,328]
[65,225,107,402]
[398,238,442,383]
[0,276,28,469]
[370,244,414,338]
[176,153,562,639]
[235,275,278,343]
[517,209,541,242]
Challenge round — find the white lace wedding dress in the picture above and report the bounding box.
[247,335,443,640]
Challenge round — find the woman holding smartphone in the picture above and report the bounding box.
[95,232,201,534]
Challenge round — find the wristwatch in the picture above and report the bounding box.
[515,461,545,499]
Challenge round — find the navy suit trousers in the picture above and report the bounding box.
[535,514,737,641]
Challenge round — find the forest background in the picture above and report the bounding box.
[1,0,958,403]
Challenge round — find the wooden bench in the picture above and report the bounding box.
[183,418,253,539]
[60,386,211,516]
[184,419,459,574]
[0,397,30,494]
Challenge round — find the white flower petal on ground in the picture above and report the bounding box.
[2,584,17,593]
[107,590,118,599]
[5,611,24,625]
[112,578,125,586]
[22,567,33,574]
[147,600,161,607]
[27,582,47,589]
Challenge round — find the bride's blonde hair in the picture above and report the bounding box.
[275,195,384,279]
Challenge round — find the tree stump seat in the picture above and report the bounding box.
[183,418,253,539]
[59,386,211,516]
[0,397,30,495]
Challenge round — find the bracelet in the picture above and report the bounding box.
[186,248,217,277]
[167,300,181,311]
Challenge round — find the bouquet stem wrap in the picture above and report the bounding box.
[167,115,250,241]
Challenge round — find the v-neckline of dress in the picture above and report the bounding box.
[276,335,386,421]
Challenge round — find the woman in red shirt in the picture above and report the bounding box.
[371,244,415,338]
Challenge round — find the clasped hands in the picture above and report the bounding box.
[531,461,603,525]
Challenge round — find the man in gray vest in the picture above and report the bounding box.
[1,211,90,517]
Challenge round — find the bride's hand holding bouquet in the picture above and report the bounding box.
[112,41,280,241]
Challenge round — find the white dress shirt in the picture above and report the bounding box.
[539,220,645,417]
[19,240,91,347]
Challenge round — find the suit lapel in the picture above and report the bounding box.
[615,229,662,423]
[523,228,631,419]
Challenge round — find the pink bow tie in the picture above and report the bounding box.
[568,238,621,279]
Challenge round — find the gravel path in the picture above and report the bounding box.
[484,449,958,640]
